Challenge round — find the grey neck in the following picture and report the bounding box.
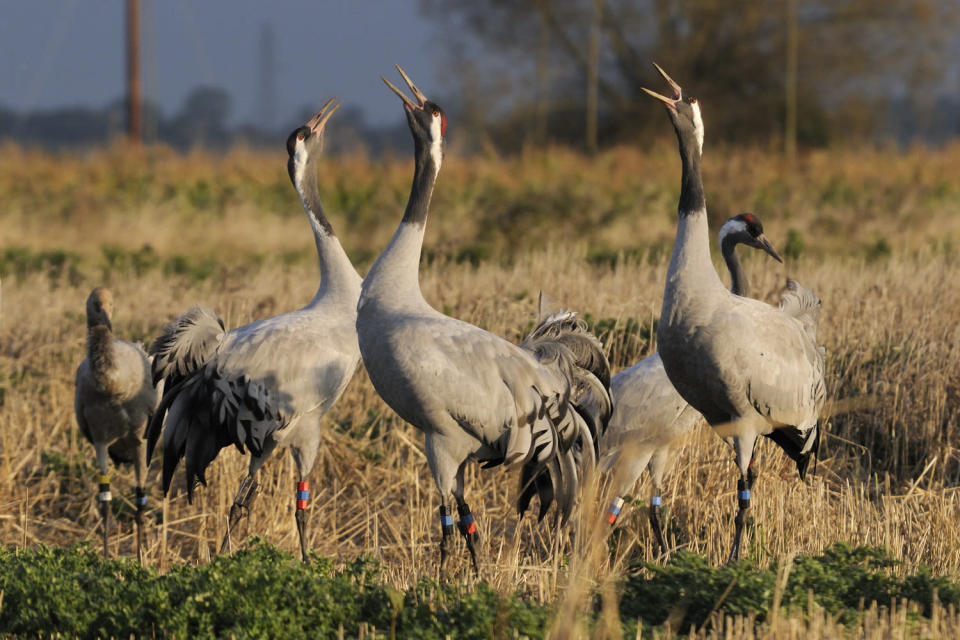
[290,156,360,303]
[721,236,749,297]
[292,156,334,236]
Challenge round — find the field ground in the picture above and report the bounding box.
[1,143,959,637]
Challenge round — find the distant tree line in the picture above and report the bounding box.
[422,0,960,152]
[0,86,411,153]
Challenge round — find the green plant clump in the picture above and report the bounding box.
[0,541,547,639]
[619,543,960,632]
[2,542,959,638]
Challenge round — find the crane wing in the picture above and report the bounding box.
[154,311,359,497]
[715,297,825,433]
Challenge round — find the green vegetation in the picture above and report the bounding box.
[1,542,958,638]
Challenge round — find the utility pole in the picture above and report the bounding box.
[784,0,798,159]
[586,0,603,154]
[127,0,142,144]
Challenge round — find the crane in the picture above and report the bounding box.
[74,287,158,562]
[147,100,363,562]
[642,64,825,562]
[601,213,782,553]
[356,66,612,572]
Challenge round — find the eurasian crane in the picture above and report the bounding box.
[147,100,362,562]
[356,66,612,572]
[74,287,158,562]
[601,213,783,553]
[643,64,825,562]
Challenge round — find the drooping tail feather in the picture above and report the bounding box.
[146,307,225,465]
[151,365,284,500]
[516,300,613,522]
[763,421,821,481]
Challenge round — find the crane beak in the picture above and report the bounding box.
[382,63,428,111]
[756,235,784,263]
[306,98,341,134]
[641,62,683,111]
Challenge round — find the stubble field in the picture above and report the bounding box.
[1,141,959,637]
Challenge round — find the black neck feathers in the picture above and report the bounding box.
[677,135,705,216]
[721,237,749,297]
[401,137,438,226]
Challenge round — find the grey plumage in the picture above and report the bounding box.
[147,101,362,561]
[643,64,826,561]
[357,67,612,572]
[600,213,782,551]
[74,287,158,562]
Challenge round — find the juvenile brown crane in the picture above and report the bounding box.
[74,287,158,561]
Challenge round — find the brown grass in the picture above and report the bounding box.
[1,143,960,637]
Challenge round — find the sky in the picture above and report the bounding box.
[0,0,440,131]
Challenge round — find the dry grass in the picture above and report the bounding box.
[1,143,960,637]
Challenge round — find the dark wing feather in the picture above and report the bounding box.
[514,308,613,522]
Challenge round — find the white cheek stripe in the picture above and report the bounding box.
[429,116,443,174]
[691,102,704,154]
[718,219,746,246]
[293,141,308,187]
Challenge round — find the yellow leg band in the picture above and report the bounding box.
[98,475,111,484]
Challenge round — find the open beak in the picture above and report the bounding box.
[641,62,683,111]
[306,98,341,134]
[382,63,428,111]
[757,235,784,263]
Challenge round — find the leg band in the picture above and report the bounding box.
[135,487,147,507]
[439,505,455,536]
[296,481,309,510]
[456,503,477,536]
[458,513,477,536]
[650,495,662,507]
[607,497,625,524]
[98,476,111,503]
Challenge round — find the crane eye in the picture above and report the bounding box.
[689,97,698,104]
[297,134,305,141]
[432,110,439,118]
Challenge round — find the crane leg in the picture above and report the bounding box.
[438,502,455,573]
[452,463,479,576]
[648,495,667,555]
[727,436,758,564]
[294,480,310,562]
[98,474,111,559]
[134,487,146,566]
[134,441,147,566]
[219,474,259,555]
[455,498,480,575]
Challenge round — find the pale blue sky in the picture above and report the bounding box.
[0,1,439,129]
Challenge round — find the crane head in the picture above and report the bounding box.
[720,213,784,263]
[383,64,447,148]
[642,63,704,154]
[286,98,341,188]
[86,287,114,331]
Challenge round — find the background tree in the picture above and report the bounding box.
[422,0,959,152]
